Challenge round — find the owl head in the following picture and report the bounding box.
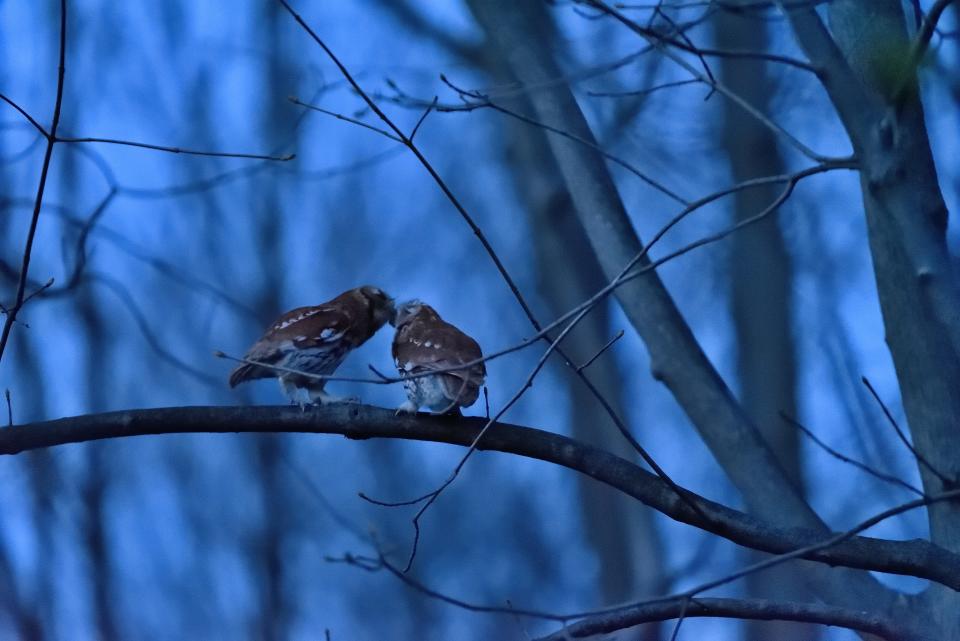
[391,299,441,328]
[356,285,395,328]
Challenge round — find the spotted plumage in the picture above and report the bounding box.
[229,286,394,405]
[390,300,485,415]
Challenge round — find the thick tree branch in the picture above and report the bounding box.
[3,405,960,590]
[806,0,960,562]
[330,552,926,641]
[536,597,929,641]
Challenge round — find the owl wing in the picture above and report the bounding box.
[393,321,485,405]
[229,305,354,386]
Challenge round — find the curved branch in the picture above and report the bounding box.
[329,552,925,640]
[3,405,960,589]
[537,597,929,641]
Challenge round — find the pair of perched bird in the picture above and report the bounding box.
[228,286,485,415]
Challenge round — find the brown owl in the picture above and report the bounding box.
[229,285,394,405]
[390,300,485,415]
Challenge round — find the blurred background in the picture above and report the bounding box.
[1,1,958,639]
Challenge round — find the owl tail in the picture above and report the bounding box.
[229,363,259,387]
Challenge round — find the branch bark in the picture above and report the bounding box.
[783,2,960,635]
[536,596,931,641]
[3,404,959,592]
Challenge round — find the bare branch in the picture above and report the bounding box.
[861,376,954,487]
[459,85,690,203]
[576,329,624,372]
[0,0,68,365]
[780,411,925,496]
[3,405,960,589]
[584,0,844,163]
[409,96,438,141]
[537,596,925,641]
[53,135,295,161]
[667,597,689,641]
[287,96,402,142]
[332,522,935,641]
[588,78,700,98]
[327,540,924,641]
[21,278,55,308]
[278,0,542,328]
[0,93,50,137]
[895,0,958,103]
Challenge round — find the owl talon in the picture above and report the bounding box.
[308,390,361,406]
[395,400,418,416]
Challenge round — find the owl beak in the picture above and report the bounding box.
[387,297,398,326]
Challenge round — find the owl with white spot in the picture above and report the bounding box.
[229,286,394,405]
[391,300,485,415]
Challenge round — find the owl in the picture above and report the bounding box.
[229,285,394,405]
[391,300,485,415]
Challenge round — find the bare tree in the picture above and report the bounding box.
[2,0,959,639]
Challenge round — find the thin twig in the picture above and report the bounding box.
[0,93,50,136]
[436,76,690,205]
[4,390,11,427]
[894,0,958,104]
[668,596,689,641]
[216,350,392,385]
[0,0,67,365]
[577,329,624,372]
[861,376,953,486]
[651,4,718,86]
[278,0,541,326]
[21,278,55,308]
[507,600,534,641]
[585,0,839,163]
[348,487,960,641]
[780,411,924,496]
[288,96,402,141]
[409,96,438,140]
[54,135,295,161]
[588,78,700,98]
[331,545,922,641]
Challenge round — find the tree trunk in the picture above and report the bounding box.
[711,5,814,640]
[465,3,665,619]
[781,1,960,637]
